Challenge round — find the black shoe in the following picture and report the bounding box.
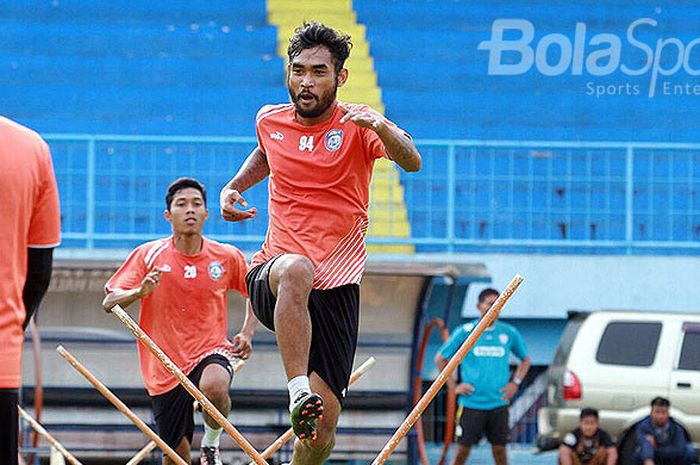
[290,391,324,440]
[200,446,222,465]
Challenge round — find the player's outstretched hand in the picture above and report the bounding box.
[231,332,252,360]
[220,187,257,222]
[339,102,385,132]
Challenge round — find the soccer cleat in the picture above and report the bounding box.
[200,446,223,465]
[290,391,324,440]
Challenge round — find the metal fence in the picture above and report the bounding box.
[46,134,700,254]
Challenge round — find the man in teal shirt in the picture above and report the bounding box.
[435,288,531,465]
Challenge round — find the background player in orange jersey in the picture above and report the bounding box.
[219,22,422,465]
[0,116,61,465]
[103,177,256,465]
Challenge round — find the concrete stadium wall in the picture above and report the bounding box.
[463,253,700,318]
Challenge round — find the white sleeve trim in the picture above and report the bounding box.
[28,241,61,249]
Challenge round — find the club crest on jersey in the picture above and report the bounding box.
[324,129,344,152]
[208,261,224,281]
[499,334,509,345]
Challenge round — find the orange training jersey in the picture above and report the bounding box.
[0,116,61,389]
[105,236,248,396]
[253,102,408,289]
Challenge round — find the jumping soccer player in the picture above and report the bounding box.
[219,22,422,465]
[103,178,255,465]
[0,116,61,465]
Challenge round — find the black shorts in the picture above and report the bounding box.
[246,256,359,406]
[150,354,232,449]
[455,405,510,446]
[0,389,19,465]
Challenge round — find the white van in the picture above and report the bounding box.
[536,310,700,464]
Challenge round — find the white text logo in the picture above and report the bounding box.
[473,346,506,357]
[478,18,700,97]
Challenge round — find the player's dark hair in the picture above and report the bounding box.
[651,396,670,408]
[165,177,207,211]
[478,288,500,304]
[580,408,599,420]
[287,22,353,74]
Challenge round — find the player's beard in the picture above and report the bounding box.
[289,79,338,119]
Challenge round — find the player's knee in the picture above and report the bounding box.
[279,255,314,288]
[199,378,230,405]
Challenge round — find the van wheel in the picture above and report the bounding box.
[617,430,637,465]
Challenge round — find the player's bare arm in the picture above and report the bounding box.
[377,123,422,172]
[501,355,531,400]
[102,267,163,311]
[339,103,422,172]
[513,355,531,383]
[605,445,618,465]
[231,301,258,360]
[220,146,269,222]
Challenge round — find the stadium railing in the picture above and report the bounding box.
[44,134,700,255]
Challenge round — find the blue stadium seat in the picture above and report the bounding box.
[2,0,285,138]
[353,0,700,249]
[0,0,285,248]
[16,118,263,136]
[0,55,283,88]
[5,0,697,251]
[1,85,286,119]
[0,0,268,26]
[1,22,278,57]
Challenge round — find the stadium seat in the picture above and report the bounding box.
[2,0,285,137]
[5,0,698,251]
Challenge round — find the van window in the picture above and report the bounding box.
[678,325,700,371]
[596,321,662,367]
[552,317,585,366]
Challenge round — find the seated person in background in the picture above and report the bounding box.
[635,397,696,465]
[559,408,617,465]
